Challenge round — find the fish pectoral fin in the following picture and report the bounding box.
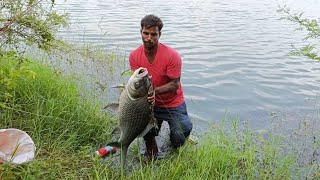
[104,103,119,113]
[111,127,121,136]
[137,122,157,138]
[110,127,121,142]
[111,83,125,89]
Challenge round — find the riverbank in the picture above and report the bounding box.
[0,52,319,179]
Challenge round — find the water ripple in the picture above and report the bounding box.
[55,0,320,126]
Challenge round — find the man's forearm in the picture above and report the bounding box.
[155,80,180,95]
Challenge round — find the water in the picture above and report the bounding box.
[55,0,320,130]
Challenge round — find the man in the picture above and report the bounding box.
[129,14,193,158]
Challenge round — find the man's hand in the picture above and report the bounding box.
[147,90,155,105]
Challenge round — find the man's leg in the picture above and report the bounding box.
[153,102,193,148]
[143,118,163,157]
[167,102,193,148]
[143,102,193,157]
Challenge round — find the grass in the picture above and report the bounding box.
[0,52,319,179]
[0,52,118,179]
[127,125,298,180]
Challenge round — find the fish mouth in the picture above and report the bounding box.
[136,67,148,78]
[139,68,145,74]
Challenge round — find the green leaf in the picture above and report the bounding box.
[121,69,133,76]
[0,102,7,108]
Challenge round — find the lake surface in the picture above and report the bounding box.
[55,0,320,130]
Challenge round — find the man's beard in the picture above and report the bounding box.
[144,41,156,51]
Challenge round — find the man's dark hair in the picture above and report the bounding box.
[141,15,163,31]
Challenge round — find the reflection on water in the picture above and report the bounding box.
[55,0,320,129]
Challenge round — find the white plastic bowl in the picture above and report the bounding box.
[0,128,35,165]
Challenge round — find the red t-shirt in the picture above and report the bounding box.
[129,43,184,108]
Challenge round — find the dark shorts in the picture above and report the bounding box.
[144,102,193,148]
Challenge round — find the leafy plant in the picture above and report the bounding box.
[0,51,36,107]
[0,0,69,54]
[278,5,320,61]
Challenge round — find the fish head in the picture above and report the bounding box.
[127,67,152,99]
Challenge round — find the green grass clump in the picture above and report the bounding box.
[0,53,115,148]
[127,124,298,180]
[0,52,118,178]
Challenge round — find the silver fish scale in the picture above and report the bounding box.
[118,90,152,147]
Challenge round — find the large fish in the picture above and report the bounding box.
[108,67,157,166]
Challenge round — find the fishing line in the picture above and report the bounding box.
[155,93,187,140]
[147,64,187,139]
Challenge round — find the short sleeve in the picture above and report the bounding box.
[129,52,139,71]
[167,51,182,79]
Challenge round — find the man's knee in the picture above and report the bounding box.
[170,134,185,148]
[169,118,193,148]
[170,128,192,148]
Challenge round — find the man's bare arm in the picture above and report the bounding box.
[147,77,180,104]
[154,77,180,95]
